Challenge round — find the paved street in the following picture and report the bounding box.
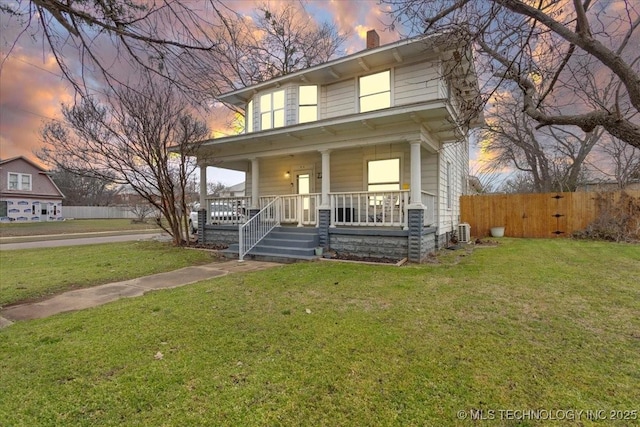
[0,232,168,250]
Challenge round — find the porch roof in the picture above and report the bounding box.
[195,100,456,167]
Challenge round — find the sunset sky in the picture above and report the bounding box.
[0,1,412,184]
[0,0,486,186]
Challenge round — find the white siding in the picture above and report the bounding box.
[437,140,468,233]
[285,84,296,126]
[256,154,320,197]
[394,61,440,105]
[329,144,410,192]
[421,152,438,194]
[324,79,356,119]
[330,147,364,192]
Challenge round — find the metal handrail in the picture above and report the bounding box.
[238,197,280,261]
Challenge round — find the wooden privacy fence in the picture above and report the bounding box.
[460,190,640,238]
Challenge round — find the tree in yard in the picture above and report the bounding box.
[383,0,640,149]
[207,182,229,197]
[589,136,640,189]
[49,168,120,206]
[481,92,601,192]
[187,2,346,110]
[38,73,209,245]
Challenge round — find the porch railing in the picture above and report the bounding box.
[238,197,280,261]
[330,190,409,227]
[204,196,250,225]
[260,194,320,226]
[421,191,436,226]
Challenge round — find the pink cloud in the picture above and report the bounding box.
[0,53,73,165]
[0,0,400,167]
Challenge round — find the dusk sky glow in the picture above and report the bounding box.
[0,1,412,185]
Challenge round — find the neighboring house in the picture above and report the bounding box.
[190,30,481,262]
[0,157,64,222]
[220,181,246,198]
[576,180,640,192]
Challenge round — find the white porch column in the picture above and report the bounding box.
[250,158,259,209]
[199,165,207,208]
[409,140,423,208]
[320,149,331,209]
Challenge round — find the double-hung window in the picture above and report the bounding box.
[8,173,31,191]
[359,70,391,113]
[298,85,317,124]
[260,90,285,130]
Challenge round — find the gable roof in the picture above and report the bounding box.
[0,156,48,172]
[0,156,65,199]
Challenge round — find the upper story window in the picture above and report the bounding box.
[298,85,317,124]
[260,90,285,130]
[359,70,391,113]
[8,172,32,191]
[246,100,253,133]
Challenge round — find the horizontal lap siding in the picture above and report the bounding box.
[331,144,411,193]
[394,62,440,105]
[421,153,438,194]
[323,79,355,119]
[257,157,296,197]
[330,148,365,192]
[258,154,321,196]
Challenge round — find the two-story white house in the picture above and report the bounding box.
[190,30,480,262]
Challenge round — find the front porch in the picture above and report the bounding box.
[195,190,438,263]
[197,190,436,229]
[192,117,454,263]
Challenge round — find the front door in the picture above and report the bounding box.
[296,170,313,225]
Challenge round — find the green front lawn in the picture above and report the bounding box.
[0,239,638,426]
[0,241,214,306]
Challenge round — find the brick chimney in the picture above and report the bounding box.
[366,29,380,49]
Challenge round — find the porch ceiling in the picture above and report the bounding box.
[196,101,457,167]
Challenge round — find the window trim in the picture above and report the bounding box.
[7,172,32,191]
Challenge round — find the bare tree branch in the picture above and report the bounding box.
[383,0,640,148]
[37,72,209,245]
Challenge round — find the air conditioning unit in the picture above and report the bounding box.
[458,223,471,243]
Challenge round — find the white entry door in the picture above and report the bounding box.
[296,170,313,225]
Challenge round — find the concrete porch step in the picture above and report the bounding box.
[225,226,320,262]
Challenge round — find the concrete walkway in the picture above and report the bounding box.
[0,260,281,328]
